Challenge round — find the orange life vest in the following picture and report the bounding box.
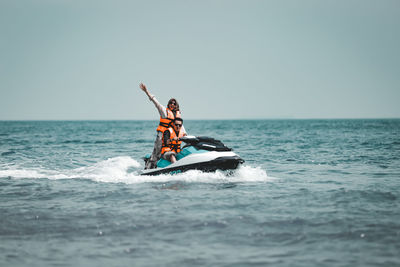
[161,127,185,154]
[156,109,181,133]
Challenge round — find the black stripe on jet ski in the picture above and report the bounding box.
[141,156,244,176]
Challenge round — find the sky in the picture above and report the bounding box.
[1,0,399,120]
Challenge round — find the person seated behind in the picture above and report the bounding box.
[161,118,187,163]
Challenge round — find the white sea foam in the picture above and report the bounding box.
[0,156,273,184]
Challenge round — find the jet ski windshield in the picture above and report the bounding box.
[181,136,232,151]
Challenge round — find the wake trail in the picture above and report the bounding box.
[0,156,275,184]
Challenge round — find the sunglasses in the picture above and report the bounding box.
[175,124,182,127]
[169,102,176,105]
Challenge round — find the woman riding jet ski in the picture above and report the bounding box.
[141,119,244,176]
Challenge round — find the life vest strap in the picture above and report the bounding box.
[170,143,181,153]
[159,121,171,128]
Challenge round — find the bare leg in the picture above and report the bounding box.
[170,154,176,164]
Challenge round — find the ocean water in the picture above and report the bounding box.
[1,119,399,266]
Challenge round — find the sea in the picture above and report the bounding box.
[0,119,399,267]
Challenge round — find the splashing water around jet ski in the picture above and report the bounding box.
[139,82,244,175]
[141,136,244,176]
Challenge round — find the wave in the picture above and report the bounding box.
[0,156,272,184]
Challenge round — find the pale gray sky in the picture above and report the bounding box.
[1,0,399,120]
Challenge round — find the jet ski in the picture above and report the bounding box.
[141,136,244,176]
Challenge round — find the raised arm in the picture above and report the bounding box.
[139,83,154,100]
[139,83,167,118]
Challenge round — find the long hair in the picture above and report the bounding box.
[168,98,180,111]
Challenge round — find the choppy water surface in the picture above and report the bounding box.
[1,120,399,266]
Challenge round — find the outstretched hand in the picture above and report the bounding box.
[139,83,147,92]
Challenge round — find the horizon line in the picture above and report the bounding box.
[1,117,400,122]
